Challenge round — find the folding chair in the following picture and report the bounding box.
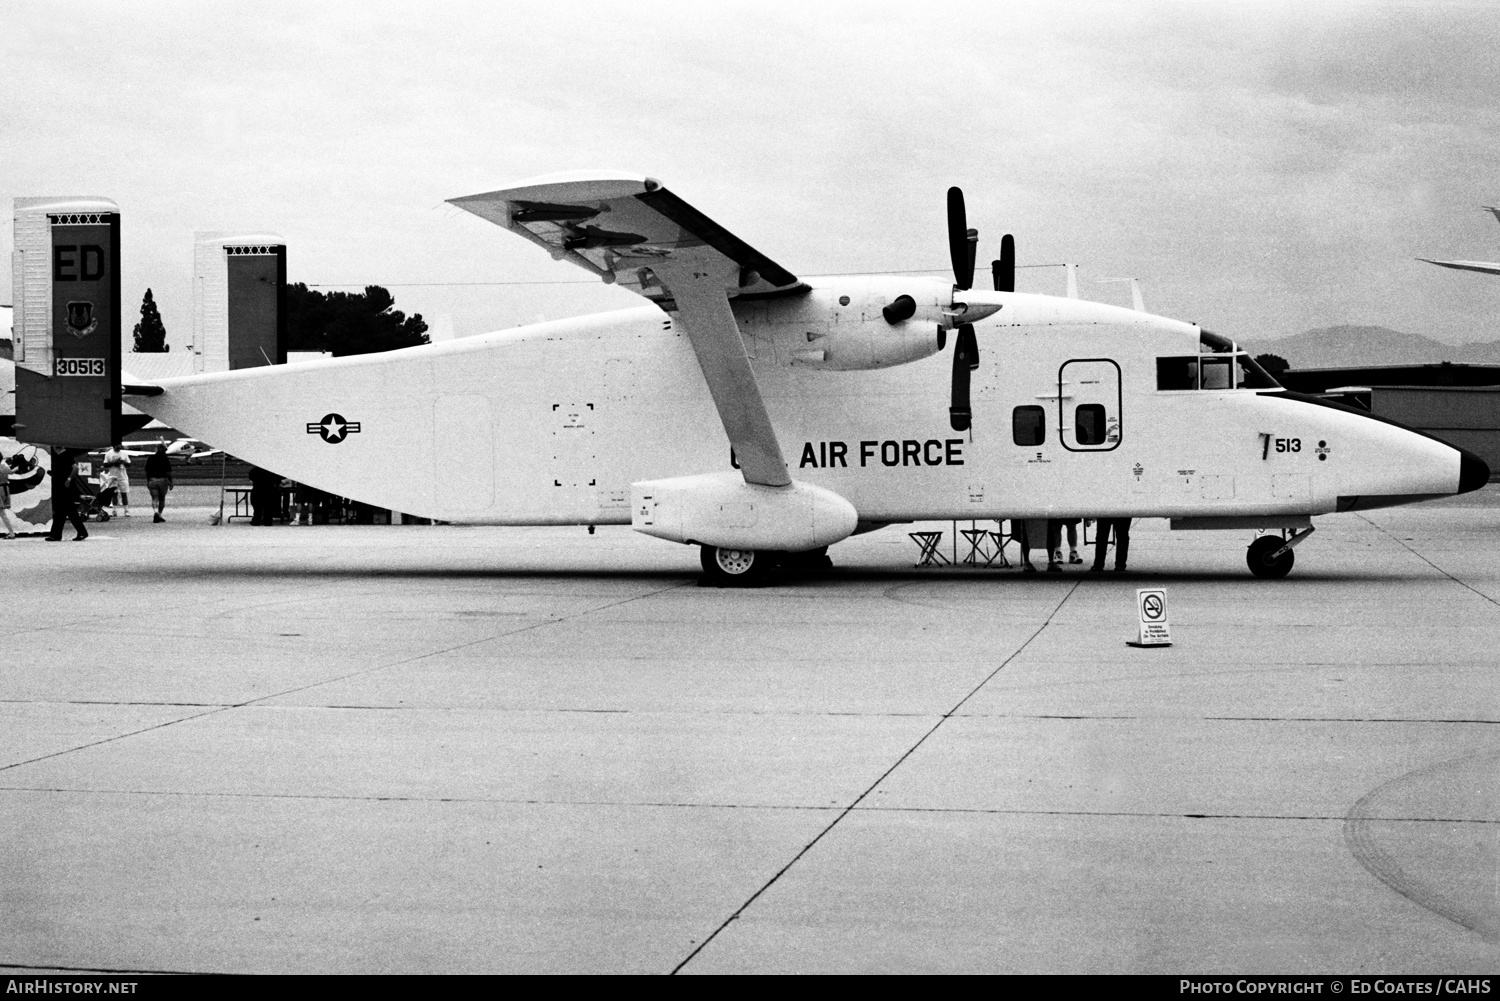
[908,530,949,567]
[960,523,1006,567]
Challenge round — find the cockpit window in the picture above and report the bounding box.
[1156,350,1282,391]
[1200,356,1233,390]
[1155,329,1283,391]
[1235,353,1280,389]
[1156,356,1197,390]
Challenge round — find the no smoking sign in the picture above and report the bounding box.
[1131,588,1172,647]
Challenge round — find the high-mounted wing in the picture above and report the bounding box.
[449,172,798,487]
[447,171,807,308]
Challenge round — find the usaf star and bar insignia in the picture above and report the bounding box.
[307,413,361,444]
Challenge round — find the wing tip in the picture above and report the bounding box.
[448,170,655,209]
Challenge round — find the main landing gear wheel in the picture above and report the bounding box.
[1247,535,1295,579]
[700,545,769,587]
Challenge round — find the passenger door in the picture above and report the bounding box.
[1058,359,1122,452]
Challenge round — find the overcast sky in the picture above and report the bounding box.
[5,0,1500,347]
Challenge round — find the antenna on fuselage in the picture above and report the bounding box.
[1098,276,1146,312]
[1065,263,1079,299]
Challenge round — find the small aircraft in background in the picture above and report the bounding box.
[97,436,223,462]
[1419,206,1500,276]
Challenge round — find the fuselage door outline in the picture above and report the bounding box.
[1058,358,1123,452]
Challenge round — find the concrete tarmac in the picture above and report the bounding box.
[2,493,1497,974]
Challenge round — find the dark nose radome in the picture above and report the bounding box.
[1458,448,1491,494]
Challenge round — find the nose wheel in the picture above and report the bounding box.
[1246,535,1296,579]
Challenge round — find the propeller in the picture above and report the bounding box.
[947,187,977,291]
[992,234,1015,293]
[947,187,981,431]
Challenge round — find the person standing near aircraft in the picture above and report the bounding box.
[102,445,131,517]
[1019,518,1065,573]
[1054,519,1083,566]
[46,449,87,542]
[145,444,173,522]
[1091,518,1131,573]
[0,458,17,539]
[248,465,281,526]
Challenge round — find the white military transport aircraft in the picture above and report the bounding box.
[124,172,1489,583]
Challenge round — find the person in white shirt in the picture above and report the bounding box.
[0,456,18,539]
[102,446,131,517]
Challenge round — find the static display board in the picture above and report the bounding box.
[12,199,121,448]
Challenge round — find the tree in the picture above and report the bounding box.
[131,288,169,352]
[284,283,429,357]
[1255,353,1290,377]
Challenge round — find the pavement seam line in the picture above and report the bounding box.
[669,579,1082,975]
[1357,513,1500,609]
[2,785,1491,825]
[0,706,229,774]
[0,580,691,774]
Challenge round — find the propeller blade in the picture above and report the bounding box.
[949,324,979,431]
[992,234,1015,292]
[947,187,974,291]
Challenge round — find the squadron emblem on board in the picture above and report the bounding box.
[307,413,361,443]
[65,301,98,338]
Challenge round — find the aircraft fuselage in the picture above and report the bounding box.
[132,281,1478,529]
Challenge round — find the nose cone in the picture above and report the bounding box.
[1458,448,1491,494]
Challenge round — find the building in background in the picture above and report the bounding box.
[1282,364,1500,481]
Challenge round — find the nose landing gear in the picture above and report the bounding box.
[1246,526,1315,579]
[1247,536,1294,578]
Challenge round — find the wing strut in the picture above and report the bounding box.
[652,260,790,487]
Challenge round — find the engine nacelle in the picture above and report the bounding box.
[790,319,946,371]
[631,471,859,551]
[748,277,998,372]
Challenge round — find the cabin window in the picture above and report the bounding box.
[1075,404,1107,445]
[1013,405,1046,446]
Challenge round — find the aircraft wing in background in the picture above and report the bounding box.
[1419,206,1500,277]
[1418,257,1500,276]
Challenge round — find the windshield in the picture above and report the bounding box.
[1155,350,1282,391]
[1235,352,1280,389]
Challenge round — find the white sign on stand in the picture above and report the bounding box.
[1130,588,1172,647]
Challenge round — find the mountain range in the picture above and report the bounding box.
[1239,325,1500,370]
